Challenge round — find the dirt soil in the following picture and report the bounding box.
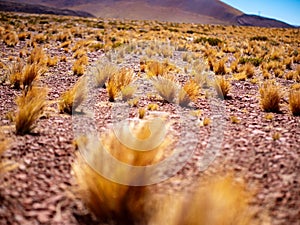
[0,22,299,225]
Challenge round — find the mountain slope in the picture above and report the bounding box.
[1,0,294,27]
[0,0,94,17]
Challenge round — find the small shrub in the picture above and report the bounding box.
[152,76,178,103]
[230,60,239,73]
[260,81,282,112]
[146,61,166,77]
[203,117,211,126]
[289,89,300,116]
[151,175,257,225]
[233,72,247,81]
[0,136,9,174]
[107,67,134,102]
[272,132,281,141]
[147,103,159,111]
[214,76,230,99]
[3,31,18,47]
[262,69,271,79]
[22,63,46,89]
[73,119,171,223]
[265,113,274,120]
[242,63,255,78]
[128,98,139,107]
[93,62,118,88]
[214,58,227,75]
[121,85,137,101]
[283,58,293,70]
[73,56,88,75]
[15,86,48,135]
[250,36,268,41]
[230,116,240,124]
[47,56,58,67]
[239,57,263,67]
[8,60,23,89]
[274,68,283,78]
[285,71,295,80]
[27,47,47,66]
[138,108,146,119]
[59,78,87,114]
[194,37,222,46]
[178,80,200,107]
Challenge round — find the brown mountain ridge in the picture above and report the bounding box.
[1,0,295,27]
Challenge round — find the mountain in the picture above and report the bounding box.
[0,0,94,17]
[235,14,294,28]
[0,0,294,27]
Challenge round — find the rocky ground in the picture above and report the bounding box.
[0,19,299,225]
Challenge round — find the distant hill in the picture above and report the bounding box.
[235,14,294,28]
[0,0,295,28]
[0,0,94,17]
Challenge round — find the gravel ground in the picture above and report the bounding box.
[0,27,299,225]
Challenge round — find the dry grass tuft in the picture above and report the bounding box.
[230,60,239,73]
[289,89,300,116]
[22,63,46,89]
[59,77,87,114]
[214,76,231,99]
[242,63,255,79]
[7,60,24,89]
[0,135,9,174]
[15,86,48,135]
[152,76,179,103]
[3,31,19,47]
[178,80,200,107]
[203,117,211,126]
[147,103,159,111]
[73,153,151,224]
[107,67,134,102]
[214,58,227,75]
[94,62,118,88]
[138,108,146,119]
[47,56,58,67]
[151,175,258,225]
[27,47,47,66]
[146,61,166,77]
[73,119,171,223]
[260,81,282,112]
[73,55,89,76]
[121,85,137,101]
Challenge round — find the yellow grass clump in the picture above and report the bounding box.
[152,76,179,103]
[121,85,137,101]
[73,118,171,223]
[107,67,134,102]
[73,55,89,76]
[242,63,255,79]
[178,79,200,107]
[146,61,166,77]
[150,175,259,225]
[22,63,46,89]
[59,77,87,114]
[260,81,282,112]
[289,89,300,116]
[214,57,227,75]
[214,76,231,99]
[8,59,23,89]
[27,47,47,66]
[0,136,9,174]
[15,86,48,135]
[3,31,19,47]
[94,62,118,88]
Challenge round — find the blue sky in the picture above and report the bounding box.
[221,0,300,26]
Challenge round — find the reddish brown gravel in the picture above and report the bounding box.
[0,25,299,225]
